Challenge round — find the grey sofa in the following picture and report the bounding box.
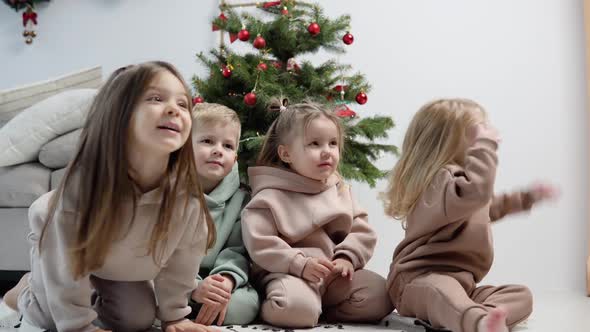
[0,67,101,280]
[0,130,80,280]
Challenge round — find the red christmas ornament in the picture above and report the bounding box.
[307,22,320,36]
[355,92,368,105]
[244,92,257,106]
[257,63,268,71]
[343,32,354,45]
[212,13,228,31]
[333,85,348,92]
[238,29,250,41]
[222,66,232,78]
[229,33,238,43]
[253,35,266,49]
[334,105,356,118]
[281,6,289,15]
[272,61,283,69]
[193,96,204,104]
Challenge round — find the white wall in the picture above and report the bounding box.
[1,0,587,293]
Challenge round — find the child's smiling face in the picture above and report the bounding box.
[193,121,239,192]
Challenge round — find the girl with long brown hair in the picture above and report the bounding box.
[2,61,217,332]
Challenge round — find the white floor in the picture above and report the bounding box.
[2,290,590,332]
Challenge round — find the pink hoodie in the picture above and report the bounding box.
[241,166,376,278]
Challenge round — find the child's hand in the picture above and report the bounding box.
[194,275,234,326]
[165,319,219,332]
[195,301,228,326]
[191,274,230,306]
[332,257,354,280]
[467,122,501,145]
[302,257,334,283]
[529,182,560,204]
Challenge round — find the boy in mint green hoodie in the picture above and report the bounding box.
[189,103,259,326]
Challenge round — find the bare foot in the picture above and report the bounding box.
[4,272,30,311]
[478,307,508,332]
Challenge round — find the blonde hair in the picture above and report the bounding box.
[257,99,345,169]
[192,103,241,147]
[381,98,486,221]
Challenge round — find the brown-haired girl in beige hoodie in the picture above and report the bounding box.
[1,62,217,332]
[383,99,558,332]
[241,99,393,328]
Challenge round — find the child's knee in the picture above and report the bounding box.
[261,287,320,327]
[225,286,261,324]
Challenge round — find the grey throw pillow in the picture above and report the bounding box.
[38,128,81,169]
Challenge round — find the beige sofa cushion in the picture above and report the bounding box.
[0,66,102,123]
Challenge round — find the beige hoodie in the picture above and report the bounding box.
[27,176,208,332]
[386,134,535,305]
[241,166,376,279]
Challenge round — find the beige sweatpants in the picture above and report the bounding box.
[258,269,393,328]
[395,272,533,332]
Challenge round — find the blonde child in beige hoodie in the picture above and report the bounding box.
[383,99,557,332]
[1,62,218,332]
[241,99,393,328]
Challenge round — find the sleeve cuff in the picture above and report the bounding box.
[288,253,310,277]
[333,250,361,269]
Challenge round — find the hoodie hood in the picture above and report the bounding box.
[248,166,340,196]
[205,163,240,208]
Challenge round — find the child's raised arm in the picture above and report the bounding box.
[442,124,499,222]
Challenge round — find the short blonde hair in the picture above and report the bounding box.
[256,99,345,169]
[192,103,241,146]
[380,98,486,221]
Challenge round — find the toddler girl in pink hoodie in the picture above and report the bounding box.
[241,99,393,328]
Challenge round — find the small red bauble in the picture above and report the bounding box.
[343,32,354,45]
[244,92,257,106]
[238,29,250,41]
[253,35,266,49]
[257,63,268,71]
[222,66,232,78]
[355,92,368,105]
[307,22,320,36]
[193,96,204,104]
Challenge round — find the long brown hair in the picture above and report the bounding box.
[257,99,345,168]
[380,98,486,222]
[40,61,215,279]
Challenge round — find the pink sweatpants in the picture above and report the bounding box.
[395,272,532,332]
[258,269,393,328]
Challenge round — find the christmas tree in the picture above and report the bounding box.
[193,0,397,187]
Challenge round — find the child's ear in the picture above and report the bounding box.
[278,145,291,163]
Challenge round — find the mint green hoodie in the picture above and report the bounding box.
[198,164,249,290]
